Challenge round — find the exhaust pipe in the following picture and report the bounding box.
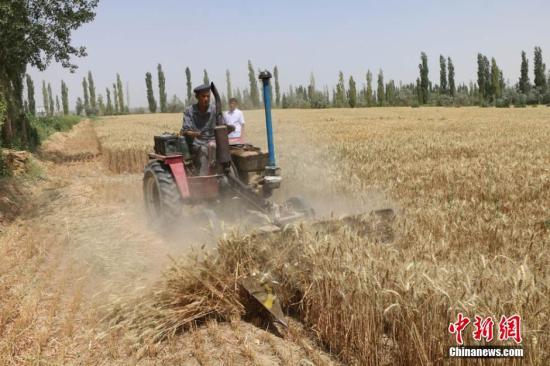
[210,82,231,165]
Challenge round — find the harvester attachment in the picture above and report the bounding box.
[240,273,288,327]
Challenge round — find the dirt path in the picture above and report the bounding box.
[0,120,339,365]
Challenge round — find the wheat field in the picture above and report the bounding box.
[93,107,549,365]
[2,107,547,365]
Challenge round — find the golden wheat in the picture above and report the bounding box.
[96,107,549,365]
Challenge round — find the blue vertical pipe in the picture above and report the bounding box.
[259,71,276,167]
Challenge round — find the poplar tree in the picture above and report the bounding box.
[385,80,395,106]
[477,53,487,101]
[113,83,119,114]
[82,77,89,114]
[157,64,167,112]
[203,69,209,85]
[335,71,345,107]
[419,52,429,104]
[88,71,96,114]
[439,55,447,94]
[42,81,49,115]
[26,75,36,116]
[308,72,316,102]
[47,83,54,116]
[534,46,547,92]
[116,74,124,113]
[274,66,280,107]
[75,97,83,116]
[448,57,456,97]
[61,80,69,115]
[185,67,192,104]
[347,76,357,108]
[145,72,157,113]
[105,87,113,115]
[226,69,232,100]
[482,55,491,100]
[97,94,105,115]
[366,70,373,106]
[490,58,502,100]
[55,95,60,113]
[519,51,530,94]
[377,70,385,106]
[248,60,260,107]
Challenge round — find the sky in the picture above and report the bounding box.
[29,0,550,109]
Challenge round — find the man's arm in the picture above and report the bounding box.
[181,107,200,137]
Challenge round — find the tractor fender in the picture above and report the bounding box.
[165,156,190,199]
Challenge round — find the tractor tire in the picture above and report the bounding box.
[143,160,182,227]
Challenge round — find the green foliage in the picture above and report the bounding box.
[30,114,81,143]
[419,52,430,104]
[55,95,60,113]
[116,74,125,113]
[88,71,96,114]
[365,70,373,107]
[377,70,385,106]
[347,76,357,108]
[97,94,105,115]
[167,95,185,113]
[157,64,167,113]
[145,72,157,113]
[203,69,209,85]
[113,83,119,114]
[385,80,396,106]
[274,66,280,108]
[226,70,232,100]
[477,53,491,102]
[495,97,510,108]
[75,97,84,115]
[490,58,502,100]
[25,75,36,116]
[82,77,90,115]
[448,57,456,97]
[247,60,260,108]
[105,88,113,115]
[334,71,346,107]
[42,81,49,115]
[519,51,530,94]
[47,83,54,116]
[439,55,447,94]
[61,80,69,115]
[533,46,547,92]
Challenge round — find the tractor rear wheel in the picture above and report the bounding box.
[143,160,182,226]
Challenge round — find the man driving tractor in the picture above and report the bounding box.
[181,83,234,175]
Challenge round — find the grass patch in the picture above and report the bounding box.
[31,115,83,144]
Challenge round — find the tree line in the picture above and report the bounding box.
[280,47,549,109]
[1,0,549,152]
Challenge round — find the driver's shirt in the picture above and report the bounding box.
[181,103,217,145]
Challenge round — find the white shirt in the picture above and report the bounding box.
[223,108,245,138]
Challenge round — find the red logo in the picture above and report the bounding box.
[449,314,522,345]
[448,313,470,345]
[473,316,494,342]
[498,315,522,344]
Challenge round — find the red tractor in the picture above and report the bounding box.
[143,71,311,228]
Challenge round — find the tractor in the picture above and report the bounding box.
[142,71,395,326]
[143,71,312,229]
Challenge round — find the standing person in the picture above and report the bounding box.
[180,84,218,175]
[223,98,245,144]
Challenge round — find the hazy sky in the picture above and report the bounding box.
[29,0,550,108]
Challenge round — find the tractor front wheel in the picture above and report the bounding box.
[143,161,182,226]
